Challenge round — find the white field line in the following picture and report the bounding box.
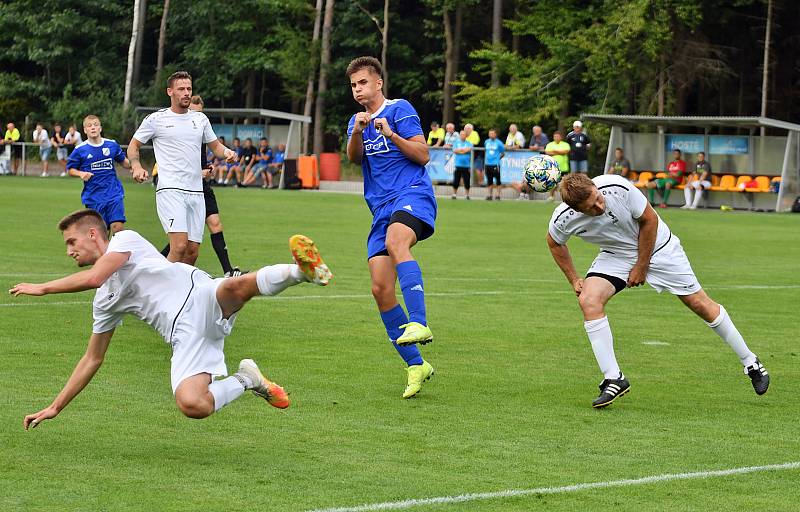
[308,461,800,512]
[1,283,797,308]
[641,341,671,346]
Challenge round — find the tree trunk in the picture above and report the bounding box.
[760,0,772,137]
[442,6,454,124]
[245,70,256,109]
[303,0,323,154]
[156,0,170,75]
[132,0,147,87]
[124,0,142,110]
[657,54,665,116]
[313,0,334,155]
[491,0,502,87]
[381,0,389,97]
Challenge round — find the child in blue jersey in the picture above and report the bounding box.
[67,115,131,233]
[483,129,505,200]
[345,56,436,399]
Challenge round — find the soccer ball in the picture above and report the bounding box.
[523,154,562,192]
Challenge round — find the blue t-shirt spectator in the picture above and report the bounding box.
[484,138,505,166]
[452,140,473,168]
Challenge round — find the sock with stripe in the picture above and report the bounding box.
[706,304,757,367]
[380,304,423,366]
[396,260,427,326]
[584,316,622,379]
[210,231,234,274]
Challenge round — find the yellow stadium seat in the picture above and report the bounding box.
[635,171,653,188]
[711,175,735,191]
[754,176,771,192]
[730,175,753,191]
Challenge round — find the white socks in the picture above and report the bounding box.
[584,316,622,379]
[683,185,694,207]
[208,376,245,412]
[706,304,757,367]
[255,264,306,296]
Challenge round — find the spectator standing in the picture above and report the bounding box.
[545,130,571,201]
[647,149,686,208]
[33,123,53,177]
[607,147,632,179]
[483,129,505,200]
[451,130,473,200]
[504,123,525,150]
[64,124,83,156]
[4,122,21,174]
[682,151,713,210]
[51,123,67,176]
[464,123,480,145]
[427,121,445,147]
[442,123,457,148]
[529,125,549,153]
[565,120,591,173]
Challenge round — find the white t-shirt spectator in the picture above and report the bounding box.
[505,131,525,148]
[33,129,52,149]
[133,108,217,192]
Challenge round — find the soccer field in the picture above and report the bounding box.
[1,177,799,511]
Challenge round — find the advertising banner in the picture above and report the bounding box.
[500,150,537,183]
[425,147,455,182]
[709,135,749,155]
[665,134,704,154]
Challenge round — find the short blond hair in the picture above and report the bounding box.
[560,173,595,209]
[83,114,100,126]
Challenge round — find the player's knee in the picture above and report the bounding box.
[578,293,603,316]
[170,239,188,257]
[371,282,394,305]
[176,395,213,419]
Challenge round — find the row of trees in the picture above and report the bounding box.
[1,0,796,155]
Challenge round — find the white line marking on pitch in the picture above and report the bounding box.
[308,461,800,512]
[641,341,671,346]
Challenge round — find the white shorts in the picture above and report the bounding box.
[588,234,701,296]
[691,180,711,189]
[169,272,238,393]
[156,189,205,243]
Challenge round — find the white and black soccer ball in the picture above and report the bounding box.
[523,154,562,193]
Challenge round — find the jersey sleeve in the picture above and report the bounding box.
[111,141,126,162]
[66,147,82,171]
[628,185,649,219]
[392,100,424,140]
[202,114,217,144]
[105,230,140,255]
[133,114,156,144]
[548,207,571,245]
[346,115,356,139]
[92,305,123,334]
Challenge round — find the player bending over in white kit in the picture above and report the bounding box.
[11,209,332,429]
[546,173,769,408]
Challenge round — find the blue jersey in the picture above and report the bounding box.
[452,140,473,168]
[347,98,431,212]
[484,138,504,166]
[66,138,126,206]
[273,150,285,164]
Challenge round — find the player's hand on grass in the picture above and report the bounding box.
[24,406,59,430]
[572,278,584,297]
[352,112,370,133]
[132,167,149,183]
[80,171,93,182]
[627,265,647,288]
[373,118,393,138]
[9,283,46,297]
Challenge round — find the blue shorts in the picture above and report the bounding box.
[86,197,126,226]
[252,162,268,176]
[367,188,437,259]
[570,160,589,173]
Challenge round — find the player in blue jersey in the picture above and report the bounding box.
[67,115,131,233]
[345,56,436,399]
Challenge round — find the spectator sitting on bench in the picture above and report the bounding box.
[607,147,632,180]
[647,148,686,208]
[682,151,713,210]
[265,143,285,189]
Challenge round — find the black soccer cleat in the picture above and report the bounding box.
[745,359,769,395]
[592,376,631,409]
[223,267,249,278]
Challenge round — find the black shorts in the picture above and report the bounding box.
[370,210,431,258]
[11,144,21,158]
[485,165,501,185]
[586,272,626,294]
[203,179,219,217]
[453,166,471,189]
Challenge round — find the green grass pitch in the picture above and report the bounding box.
[1,176,799,511]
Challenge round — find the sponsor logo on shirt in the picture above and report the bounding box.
[90,158,114,171]
[364,134,390,156]
[102,147,110,156]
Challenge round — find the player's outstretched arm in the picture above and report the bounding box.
[10,252,129,297]
[127,138,149,183]
[23,329,114,430]
[547,233,583,296]
[629,204,658,287]
[208,139,236,163]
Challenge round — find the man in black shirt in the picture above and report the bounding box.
[682,151,713,210]
[565,120,591,173]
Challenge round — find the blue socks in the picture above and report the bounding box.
[396,260,427,326]
[380,304,423,366]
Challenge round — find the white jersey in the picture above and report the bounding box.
[133,108,216,193]
[92,230,200,342]
[548,174,672,257]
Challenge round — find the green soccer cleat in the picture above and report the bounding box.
[396,322,433,346]
[403,360,435,399]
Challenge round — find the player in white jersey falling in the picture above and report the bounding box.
[546,173,769,408]
[127,71,237,266]
[11,209,332,429]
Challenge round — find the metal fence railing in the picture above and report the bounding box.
[0,142,155,178]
